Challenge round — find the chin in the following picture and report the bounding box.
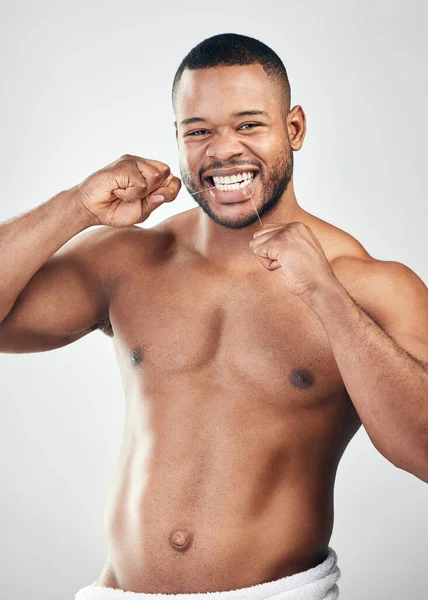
[200,206,261,230]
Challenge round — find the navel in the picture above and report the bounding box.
[169,528,193,551]
[130,347,143,366]
[289,368,314,389]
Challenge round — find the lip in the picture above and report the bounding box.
[204,172,259,204]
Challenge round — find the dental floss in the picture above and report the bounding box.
[175,185,217,199]
[245,186,263,227]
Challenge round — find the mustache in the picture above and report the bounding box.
[200,160,263,179]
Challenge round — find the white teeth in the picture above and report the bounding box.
[212,171,256,191]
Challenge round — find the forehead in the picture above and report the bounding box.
[175,64,281,120]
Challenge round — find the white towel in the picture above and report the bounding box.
[75,547,340,600]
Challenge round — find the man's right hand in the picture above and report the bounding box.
[72,154,182,227]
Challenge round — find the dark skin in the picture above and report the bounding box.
[1,64,427,594]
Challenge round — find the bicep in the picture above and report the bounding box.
[0,231,109,353]
[380,262,428,369]
[333,257,428,368]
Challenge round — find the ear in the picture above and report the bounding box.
[174,122,178,143]
[287,105,306,151]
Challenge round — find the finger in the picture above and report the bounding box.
[162,174,182,202]
[116,154,170,188]
[252,223,287,238]
[145,175,182,205]
[127,159,168,196]
[253,251,282,271]
[249,229,284,253]
[251,236,286,265]
[112,162,148,203]
[136,158,171,188]
[266,259,282,270]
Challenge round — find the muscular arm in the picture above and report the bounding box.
[305,258,428,483]
[0,189,109,352]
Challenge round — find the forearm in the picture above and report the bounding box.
[304,278,428,480]
[0,186,92,323]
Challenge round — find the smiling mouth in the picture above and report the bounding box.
[205,171,258,192]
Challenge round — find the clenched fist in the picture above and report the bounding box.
[249,221,337,301]
[72,154,181,227]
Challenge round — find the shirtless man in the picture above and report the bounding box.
[1,33,427,600]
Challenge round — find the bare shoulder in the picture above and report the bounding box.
[74,220,176,255]
[333,253,428,335]
[69,207,199,282]
[306,211,428,334]
[72,218,178,273]
[303,210,373,263]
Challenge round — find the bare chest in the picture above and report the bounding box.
[108,258,346,406]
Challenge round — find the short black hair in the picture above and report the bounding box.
[172,33,291,116]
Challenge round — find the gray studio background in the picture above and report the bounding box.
[1,1,427,599]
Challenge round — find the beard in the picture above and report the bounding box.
[179,146,294,230]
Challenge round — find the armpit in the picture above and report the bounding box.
[97,316,114,338]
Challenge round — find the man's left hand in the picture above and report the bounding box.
[249,222,337,301]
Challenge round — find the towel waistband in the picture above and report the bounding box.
[75,547,340,600]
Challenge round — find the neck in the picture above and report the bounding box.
[195,180,305,270]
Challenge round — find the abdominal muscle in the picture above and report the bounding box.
[95,379,350,594]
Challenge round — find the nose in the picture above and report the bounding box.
[205,130,244,162]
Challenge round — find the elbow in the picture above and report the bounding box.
[416,448,428,484]
[395,463,428,484]
[391,446,428,484]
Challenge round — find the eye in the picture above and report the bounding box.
[239,123,261,131]
[186,129,209,137]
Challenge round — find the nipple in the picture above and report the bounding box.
[289,368,314,389]
[130,347,143,366]
[169,528,193,551]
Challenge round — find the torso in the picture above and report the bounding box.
[94,207,373,593]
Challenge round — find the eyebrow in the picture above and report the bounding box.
[179,110,270,127]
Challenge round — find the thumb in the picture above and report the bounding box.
[146,192,166,207]
[140,192,167,220]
